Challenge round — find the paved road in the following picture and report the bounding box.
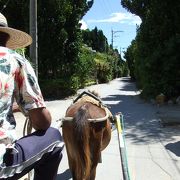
[15,77,180,180]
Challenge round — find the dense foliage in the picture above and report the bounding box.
[82,27,109,53]
[81,27,128,84]
[0,1,128,99]
[122,0,180,99]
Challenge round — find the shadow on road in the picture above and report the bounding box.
[102,78,180,145]
[165,141,180,157]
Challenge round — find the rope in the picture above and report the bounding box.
[62,107,110,123]
[23,117,32,136]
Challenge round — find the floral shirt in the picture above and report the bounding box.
[0,46,45,164]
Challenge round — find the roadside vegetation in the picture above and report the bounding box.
[2,1,178,102]
[122,0,180,102]
[0,0,128,99]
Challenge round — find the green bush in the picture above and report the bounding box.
[39,46,128,99]
[39,78,76,100]
[75,46,96,87]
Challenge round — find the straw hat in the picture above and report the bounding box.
[0,13,32,49]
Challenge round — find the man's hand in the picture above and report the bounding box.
[28,107,52,130]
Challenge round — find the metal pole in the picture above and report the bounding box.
[111,30,123,49]
[111,29,113,48]
[115,113,130,180]
[30,0,38,78]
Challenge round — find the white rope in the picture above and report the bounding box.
[62,108,110,123]
[87,108,110,122]
[62,117,73,121]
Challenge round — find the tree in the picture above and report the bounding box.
[124,40,137,80]
[0,0,29,32]
[0,0,94,80]
[82,27,108,53]
[121,0,180,99]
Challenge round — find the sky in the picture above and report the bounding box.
[80,0,142,56]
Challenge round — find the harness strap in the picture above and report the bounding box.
[73,91,107,107]
[87,108,110,122]
[62,107,110,123]
[61,91,113,124]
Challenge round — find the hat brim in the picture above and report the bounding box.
[0,27,32,49]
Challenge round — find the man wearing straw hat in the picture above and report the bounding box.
[0,13,64,179]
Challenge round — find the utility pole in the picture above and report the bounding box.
[111,29,123,49]
[30,0,38,77]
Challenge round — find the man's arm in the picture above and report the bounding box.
[29,107,52,130]
[14,54,51,130]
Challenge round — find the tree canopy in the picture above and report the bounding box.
[82,27,108,53]
[0,0,128,98]
[122,0,180,99]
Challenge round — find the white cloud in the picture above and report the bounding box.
[88,12,142,25]
[79,20,88,30]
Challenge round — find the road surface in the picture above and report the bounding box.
[15,77,180,180]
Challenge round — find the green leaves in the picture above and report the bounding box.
[122,0,180,99]
[82,27,108,53]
